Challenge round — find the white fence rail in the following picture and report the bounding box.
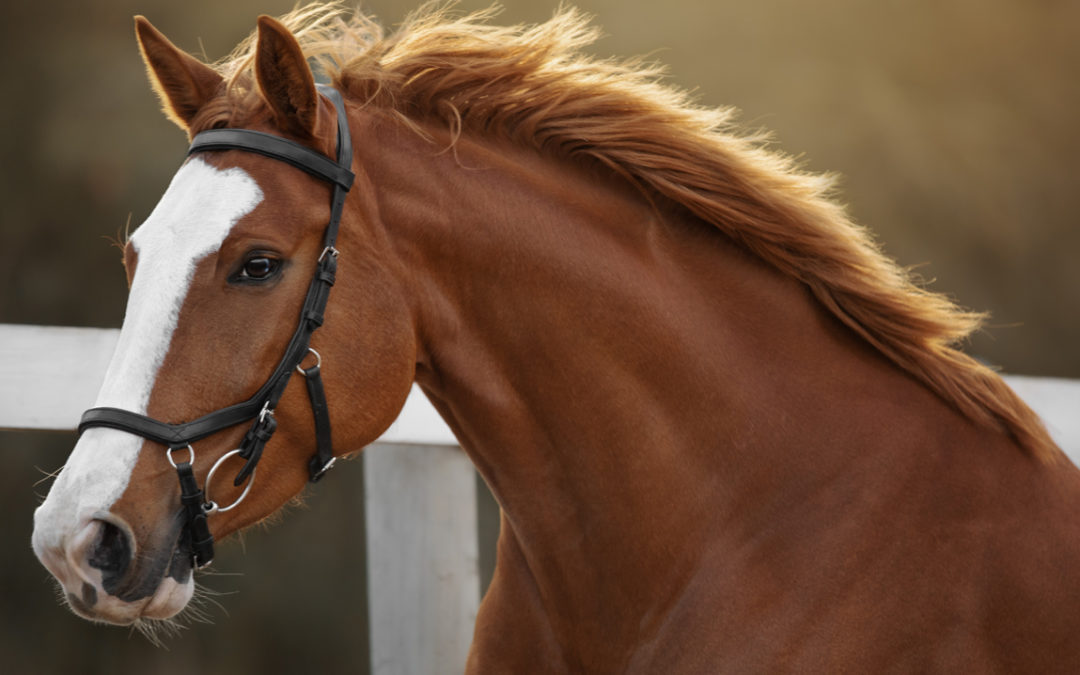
[3,323,1079,673]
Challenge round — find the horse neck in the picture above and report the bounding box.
[358,113,1008,655]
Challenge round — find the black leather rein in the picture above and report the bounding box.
[78,85,355,568]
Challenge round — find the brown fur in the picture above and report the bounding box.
[188,2,1055,459]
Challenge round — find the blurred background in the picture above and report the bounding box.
[2,0,1076,672]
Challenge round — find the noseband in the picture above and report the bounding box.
[78,85,355,568]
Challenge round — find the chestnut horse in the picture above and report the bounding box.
[32,5,1080,671]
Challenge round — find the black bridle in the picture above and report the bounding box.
[78,85,355,569]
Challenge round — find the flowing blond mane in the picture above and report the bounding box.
[209,2,1055,458]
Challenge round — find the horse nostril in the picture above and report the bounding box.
[87,519,132,578]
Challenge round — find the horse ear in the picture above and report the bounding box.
[254,15,319,139]
[134,16,223,132]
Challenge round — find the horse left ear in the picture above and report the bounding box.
[135,16,224,132]
[255,15,319,139]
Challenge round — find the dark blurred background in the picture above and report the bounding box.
[2,0,1077,672]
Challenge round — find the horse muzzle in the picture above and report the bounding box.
[31,509,194,625]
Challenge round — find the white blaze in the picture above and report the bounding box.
[35,158,263,536]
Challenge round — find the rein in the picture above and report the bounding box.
[78,85,355,568]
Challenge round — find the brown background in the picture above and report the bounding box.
[2,1,1076,672]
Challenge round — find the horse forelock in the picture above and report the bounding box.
[200,2,1055,458]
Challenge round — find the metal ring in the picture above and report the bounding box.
[318,246,339,262]
[166,444,194,469]
[295,347,322,375]
[202,449,256,514]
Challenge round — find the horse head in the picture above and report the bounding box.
[31,15,415,626]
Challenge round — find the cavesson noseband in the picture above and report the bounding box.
[78,85,355,568]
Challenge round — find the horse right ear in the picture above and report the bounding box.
[135,16,223,133]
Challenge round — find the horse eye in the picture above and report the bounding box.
[239,256,280,281]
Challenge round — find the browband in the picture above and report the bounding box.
[79,84,355,568]
[187,129,354,190]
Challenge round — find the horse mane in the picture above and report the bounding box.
[204,2,1055,459]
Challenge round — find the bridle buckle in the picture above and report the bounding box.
[258,401,275,424]
[318,245,339,263]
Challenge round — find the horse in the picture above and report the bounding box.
[31,4,1080,671]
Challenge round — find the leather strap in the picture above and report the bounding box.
[188,129,354,190]
[234,411,276,486]
[175,460,214,567]
[302,362,335,482]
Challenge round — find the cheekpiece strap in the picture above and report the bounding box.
[303,362,335,482]
[175,460,214,568]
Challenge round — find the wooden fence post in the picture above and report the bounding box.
[364,443,480,675]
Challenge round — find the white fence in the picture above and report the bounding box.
[3,323,1079,673]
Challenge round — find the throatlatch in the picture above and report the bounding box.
[78,84,355,568]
